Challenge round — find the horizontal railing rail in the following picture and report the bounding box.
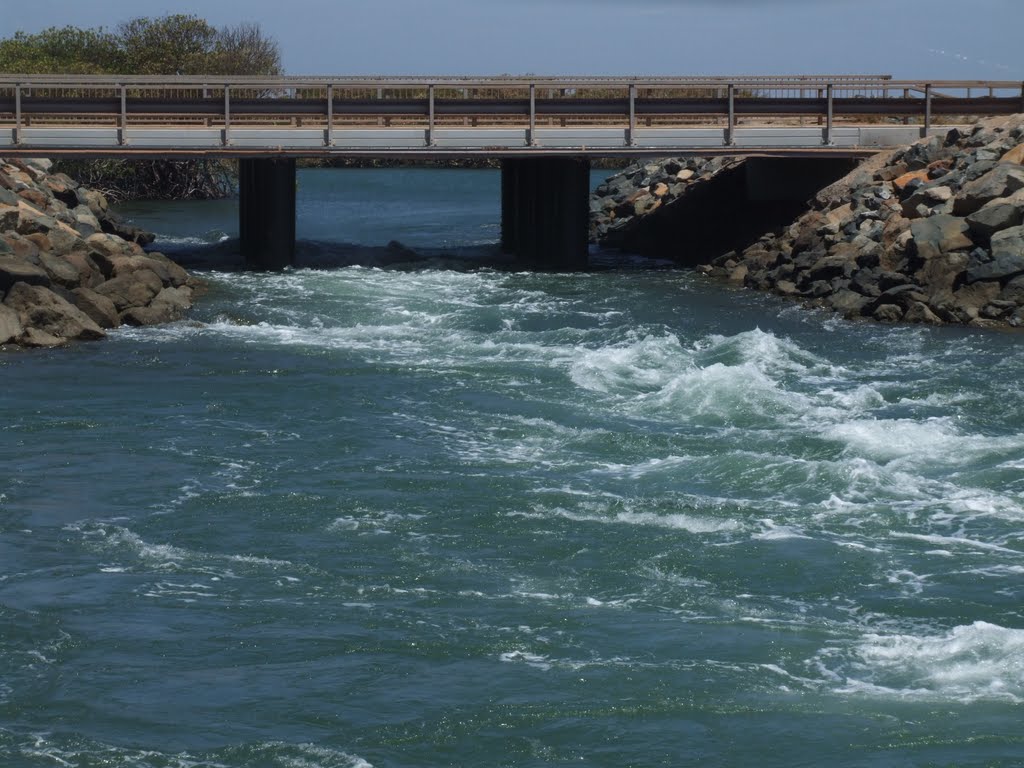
[1,75,1021,156]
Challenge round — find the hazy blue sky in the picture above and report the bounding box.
[2,0,1021,79]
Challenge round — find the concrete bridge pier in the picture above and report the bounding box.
[501,157,590,270]
[239,158,296,270]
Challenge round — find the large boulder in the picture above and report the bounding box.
[901,185,954,218]
[1001,144,1024,165]
[954,164,1024,216]
[73,287,120,329]
[120,286,193,326]
[37,253,81,288]
[0,255,51,292]
[909,214,974,261]
[93,269,164,311]
[965,189,1024,239]
[966,227,1024,283]
[0,303,24,344]
[3,282,105,342]
[0,203,18,231]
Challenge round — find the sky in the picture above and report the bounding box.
[2,0,1022,80]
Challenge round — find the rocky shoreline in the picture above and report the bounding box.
[594,115,1024,329]
[0,158,202,349]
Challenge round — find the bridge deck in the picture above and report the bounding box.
[1,76,1021,157]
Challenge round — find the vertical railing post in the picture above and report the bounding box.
[924,83,932,135]
[14,82,22,145]
[824,83,834,145]
[326,84,334,147]
[223,84,231,146]
[627,83,636,147]
[528,83,536,146]
[119,84,127,146]
[726,83,735,146]
[427,84,435,146]
[1019,81,1024,114]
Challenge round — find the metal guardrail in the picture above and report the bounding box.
[0,76,1021,154]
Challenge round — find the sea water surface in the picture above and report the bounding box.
[2,168,1024,767]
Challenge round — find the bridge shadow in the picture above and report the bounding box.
[154,237,522,272]
[151,237,667,273]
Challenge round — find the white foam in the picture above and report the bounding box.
[824,417,1024,468]
[832,621,1024,702]
[892,533,1020,555]
[499,650,552,670]
[753,520,812,540]
[525,505,740,534]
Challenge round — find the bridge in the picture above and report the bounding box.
[3,75,1021,269]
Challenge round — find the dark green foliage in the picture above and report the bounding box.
[0,14,281,76]
[0,15,282,200]
[0,26,125,74]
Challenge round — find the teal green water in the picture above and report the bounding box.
[2,169,1024,767]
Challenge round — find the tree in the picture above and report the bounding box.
[0,26,125,74]
[0,15,284,200]
[0,15,283,77]
[206,23,283,76]
[116,15,218,75]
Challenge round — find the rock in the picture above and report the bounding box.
[38,253,82,288]
[22,158,53,174]
[776,280,799,296]
[954,164,1024,216]
[828,289,870,317]
[1000,144,1024,164]
[85,231,134,261]
[965,226,1024,283]
[728,264,748,283]
[1000,275,1024,305]
[0,203,19,231]
[72,287,120,329]
[873,303,904,322]
[0,186,19,208]
[918,252,968,300]
[904,302,942,324]
[15,201,62,236]
[0,303,24,344]
[3,282,105,341]
[0,255,51,291]
[676,169,695,182]
[953,281,1001,315]
[94,269,164,311]
[873,284,928,311]
[893,170,930,194]
[72,206,101,238]
[138,253,191,287]
[634,195,661,216]
[76,187,108,217]
[981,300,1016,319]
[961,159,999,185]
[808,252,856,282]
[17,188,51,208]
[652,182,669,198]
[965,189,1024,239]
[910,215,974,261]
[120,286,194,326]
[18,327,66,348]
[902,185,954,218]
[850,268,882,297]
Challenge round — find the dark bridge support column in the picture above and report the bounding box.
[239,158,296,270]
[501,157,590,270]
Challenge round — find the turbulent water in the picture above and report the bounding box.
[2,168,1024,767]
